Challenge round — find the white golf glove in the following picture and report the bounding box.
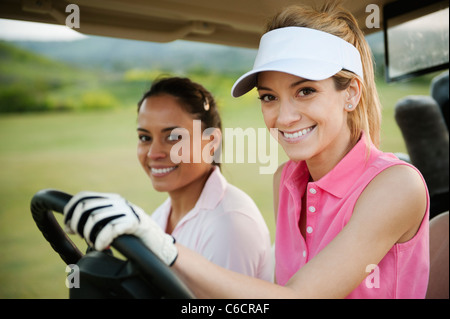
[63,191,178,266]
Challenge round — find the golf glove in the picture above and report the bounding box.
[63,191,178,266]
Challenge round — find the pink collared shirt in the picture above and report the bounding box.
[275,136,430,298]
[152,167,273,281]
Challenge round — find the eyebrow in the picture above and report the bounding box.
[137,126,180,133]
[257,79,314,91]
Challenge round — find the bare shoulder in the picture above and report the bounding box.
[369,164,427,202]
[355,164,428,243]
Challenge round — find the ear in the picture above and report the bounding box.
[345,77,362,112]
[209,128,222,153]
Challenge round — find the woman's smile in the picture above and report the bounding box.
[280,125,316,143]
[150,165,179,177]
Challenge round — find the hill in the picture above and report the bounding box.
[0,41,122,112]
[0,40,81,83]
[11,36,258,74]
[0,40,249,113]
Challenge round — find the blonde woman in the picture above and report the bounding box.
[63,4,429,298]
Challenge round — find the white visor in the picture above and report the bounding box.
[231,27,363,97]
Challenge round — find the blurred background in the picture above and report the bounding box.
[0,18,438,298]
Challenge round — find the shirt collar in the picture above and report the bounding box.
[316,134,376,198]
[285,133,378,199]
[195,166,227,210]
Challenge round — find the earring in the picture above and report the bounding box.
[347,104,353,110]
[203,98,210,111]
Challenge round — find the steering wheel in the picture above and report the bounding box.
[30,189,194,299]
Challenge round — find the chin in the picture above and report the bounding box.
[281,146,311,162]
[151,182,171,193]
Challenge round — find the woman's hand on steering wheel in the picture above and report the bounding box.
[63,191,178,266]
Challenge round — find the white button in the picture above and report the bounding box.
[309,188,317,194]
[308,206,316,213]
[307,226,313,234]
[303,250,307,257]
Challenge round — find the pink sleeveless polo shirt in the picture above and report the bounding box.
[275,135,430,298]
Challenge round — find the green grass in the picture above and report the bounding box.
[0,73,437,298]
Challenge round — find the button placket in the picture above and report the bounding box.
[305,184,318,239]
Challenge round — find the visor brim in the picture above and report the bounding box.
[231,58,342,97]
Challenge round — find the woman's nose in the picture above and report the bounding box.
[277,99,302,128]
[147,142,167,160]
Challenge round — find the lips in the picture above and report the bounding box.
[280,125,316,141]
[150,165,178,176]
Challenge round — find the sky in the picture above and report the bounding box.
[0,18,86,41]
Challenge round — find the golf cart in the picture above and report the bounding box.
[1,0,447,298]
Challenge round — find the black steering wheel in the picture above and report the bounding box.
[30,189,194,299]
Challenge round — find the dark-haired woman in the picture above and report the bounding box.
[65,77,273,282]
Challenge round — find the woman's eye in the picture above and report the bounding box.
[298,87,316,97]
[138,135,151,143]
[258,94,276,102]
[167,134,182,142]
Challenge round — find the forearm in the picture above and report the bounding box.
[172,244,296,299]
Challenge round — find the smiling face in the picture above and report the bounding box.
[257,71,358,176]
[137,94,215,194]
